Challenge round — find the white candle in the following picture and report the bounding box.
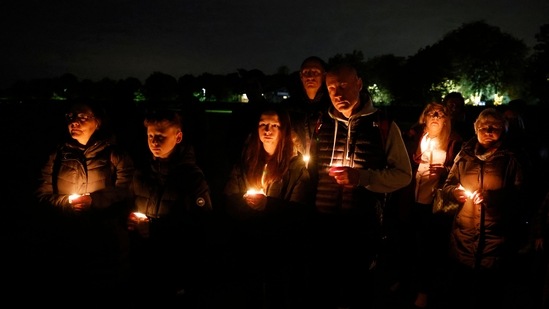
[246,188,266,196]
[261,163,267,190]
[429,138,437,164]
[132,212,148,220]
[303,155,310,169]
[68,193,80,204]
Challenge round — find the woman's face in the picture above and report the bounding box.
[424,108,447,134]
[476,116,504,148]
[66,105,99,145]
[258,112,281,155]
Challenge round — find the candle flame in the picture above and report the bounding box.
[68,193,80,203]
[246,188,266,196]
[132,212,148,220]
[457,184,473,198]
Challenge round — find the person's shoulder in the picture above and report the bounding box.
[289,153,306,167]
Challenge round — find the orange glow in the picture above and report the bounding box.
[132,212,148,220]
[246,188,266,196]
[68,193,80,203]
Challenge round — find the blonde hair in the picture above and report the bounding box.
[474,108,508,134]
[418,102,451,151]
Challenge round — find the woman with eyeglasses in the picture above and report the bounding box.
[35,100,134,303]
[389,102,463,309]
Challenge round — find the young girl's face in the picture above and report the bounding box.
[258,112,281,154]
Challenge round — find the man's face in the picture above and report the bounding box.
[147,121,182,158]
[300,60,325,95]
[326,67,363,118]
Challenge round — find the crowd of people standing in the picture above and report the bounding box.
[6,58,549,309]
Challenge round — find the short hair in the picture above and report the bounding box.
[143,109,183,130]
[300,56,327,70]
[474,108,508,133]
[443,92,465,106]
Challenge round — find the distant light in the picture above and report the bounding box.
[205,109,232,114]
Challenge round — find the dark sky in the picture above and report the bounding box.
[1,0,548,90]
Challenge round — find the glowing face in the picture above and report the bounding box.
[258,113,281,155]
[326,67,363,118]
[146,121,182,158]
[476,116,504,148]
[425,109,447,134]
[66,106,99,146]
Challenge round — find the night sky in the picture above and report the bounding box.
[1,0,548,90]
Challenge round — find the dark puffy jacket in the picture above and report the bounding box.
[314,108,394,213]
[35,135,134,276]
[131,142,212,239]
[129,142,213,297]
[36,137,134,211]
[442,138,525,269]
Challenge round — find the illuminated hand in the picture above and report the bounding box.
[329,166,360,187]
[428,164,445,178]
[128,212,150,238]
[69,194,92,212]
[243,192,267,211]
[470,190,484,205]
[453,186,468,203]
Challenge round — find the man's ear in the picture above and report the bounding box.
[176,131,183,144]
[357,77,363,91]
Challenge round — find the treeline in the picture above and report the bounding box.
[2,21,548,106]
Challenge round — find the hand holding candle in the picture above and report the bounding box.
[128,211,150,238]
[454,185,475,203]
[329,166,360,187]
[68,193,91,212]
[244,188,267,210]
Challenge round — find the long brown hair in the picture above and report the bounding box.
[242,105,296,190]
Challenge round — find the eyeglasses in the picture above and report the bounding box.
[301,69,323,78]
[425,110,446,118]
[66,112,95,123]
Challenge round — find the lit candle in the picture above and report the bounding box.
[303,155,310,169]
[261,163,267,190]
[458,184,473,198]
[68,193,80,204]
[429,138,437,165]
[246,188,266,196]
[132,212,148,220]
